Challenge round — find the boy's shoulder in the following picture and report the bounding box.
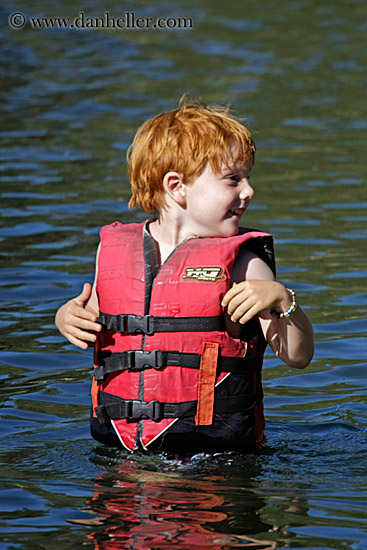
[236,228,276,277]
[100,220,145,238]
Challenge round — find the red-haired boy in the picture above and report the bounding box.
[56,99,313,453]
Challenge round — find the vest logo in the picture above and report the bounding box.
[182,266,227,283]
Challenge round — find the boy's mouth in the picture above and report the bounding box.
[228,208,243,216]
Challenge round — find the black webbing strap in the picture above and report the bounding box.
[95,387,264,424]
[94,349,263,383]
[97,312,226,335]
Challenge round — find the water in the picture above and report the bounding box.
[0,0,366,548]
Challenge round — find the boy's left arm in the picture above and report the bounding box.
[222,252,314,368]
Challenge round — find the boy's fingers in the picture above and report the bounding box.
[70,306,99,324]
[238,305,260,325]
[225,291,252,316]
[68,327,98,343]
[68,300,98,322]
[222,288,237,305]
[228,300,260,324]
[72,316,101,333]
[222,289,238,307]
[230,302,252,321]
[67,334,90,350]
[222,282,247,306]
[228,293,260,321]
[75,283,93,307]
[229,292,250,311]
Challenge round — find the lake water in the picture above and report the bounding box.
[0,0,366,548]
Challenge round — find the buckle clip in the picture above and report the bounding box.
[126,400,163,422]
[128,350,162,371]
[98,314,154,335]
[126,314,154,335]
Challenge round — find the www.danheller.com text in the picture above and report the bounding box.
[8,11,194,30]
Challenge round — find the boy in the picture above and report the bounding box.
[55,98,314,454]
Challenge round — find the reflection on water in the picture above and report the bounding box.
[78,456,272,549]
[1,0,366,548]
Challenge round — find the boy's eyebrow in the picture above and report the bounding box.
[222,164,251,175]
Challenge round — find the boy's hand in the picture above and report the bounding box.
[55,283,101,350]
[222,280,292,325]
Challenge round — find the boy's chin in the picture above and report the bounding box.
[223,228,240,237]
[195,220,242,239]
[211,225,241,238]
[221,220,243,236]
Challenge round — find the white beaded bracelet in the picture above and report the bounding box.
[270,289,297,319]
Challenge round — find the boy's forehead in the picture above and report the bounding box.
[220,156,253,172]
[217,145,253,170]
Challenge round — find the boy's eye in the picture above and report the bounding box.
[226,174,239,183]
[225,174,251,183]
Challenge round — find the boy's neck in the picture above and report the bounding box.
[148,217,193,264]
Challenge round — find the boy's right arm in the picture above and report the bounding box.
[55,282,102,350]
[55,244,102,350]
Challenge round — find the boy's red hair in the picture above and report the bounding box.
[128,97,256,213]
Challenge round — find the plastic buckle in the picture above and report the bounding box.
[127,400,163,422]
[130,349,161,371]
[113,314,128,333]
[126,314,154,335]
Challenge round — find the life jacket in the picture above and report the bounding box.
[91,221,276,452]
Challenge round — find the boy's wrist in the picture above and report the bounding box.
[271,287,297,319]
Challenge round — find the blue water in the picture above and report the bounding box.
[1,0,366,548]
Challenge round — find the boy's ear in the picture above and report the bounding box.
[162,171,187,206]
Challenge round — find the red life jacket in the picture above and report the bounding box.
[92,221,275,452]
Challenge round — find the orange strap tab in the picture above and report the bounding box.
[91,378,99,418]
[195,342,220,426]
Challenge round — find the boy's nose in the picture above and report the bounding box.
[239,179,254,201]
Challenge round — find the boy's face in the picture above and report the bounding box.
[183,158,254,238]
